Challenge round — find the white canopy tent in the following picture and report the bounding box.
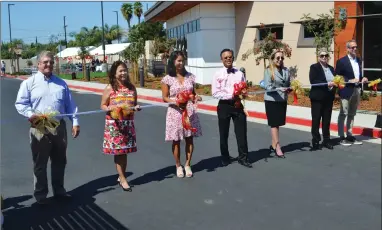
[89,43,130,56]
[55,46,96,58]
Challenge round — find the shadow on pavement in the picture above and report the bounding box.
[282,141,311,153]
[2,174,132,230]
[130,166,175,186]
[192,156,225,173]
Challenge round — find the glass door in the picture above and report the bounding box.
[362,2,382,91]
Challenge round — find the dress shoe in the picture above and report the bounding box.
[238,159,252,168]
[221,158,231,166]
[221,156,237,166]
[322,141,333,150]
[35,198,49,206]
[54,193,72,201]
[311,142,320,151]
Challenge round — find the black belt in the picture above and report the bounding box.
[218,99,236,106]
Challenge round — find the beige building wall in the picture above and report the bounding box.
[235,1,335,85]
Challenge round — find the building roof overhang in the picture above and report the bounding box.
[144,1,236,23]
[144,1,200,22]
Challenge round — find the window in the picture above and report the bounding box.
[196,19,200,31]
[183,24,188,34]
[303,23,333,39]
[259,27,283,40]
[188,22,193,33]
[192,20,197,32]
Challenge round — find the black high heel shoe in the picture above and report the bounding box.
[117,178,132,192]
[119,182,132,192]
[269,145,276,153]
[272,143,286,158]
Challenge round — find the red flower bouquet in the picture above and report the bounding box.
[233,81,248,106]
[176,90,197,132]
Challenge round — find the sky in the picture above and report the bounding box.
[1,1,156,44]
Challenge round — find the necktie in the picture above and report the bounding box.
[227,68,235,74]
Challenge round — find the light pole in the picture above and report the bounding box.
[101,1,107,71]
[63,16,67,46]
[113,10,120,44]
[8,3,15,74]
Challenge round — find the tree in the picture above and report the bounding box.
[123,40,145,83]
[150,37,176,73]
[133,2,143,24]
[241,26,292,68]
[104,24,123,44]
[77,43,90,81]
[127,22,167,80]
[300,8,346,57]
[121,3,133,30]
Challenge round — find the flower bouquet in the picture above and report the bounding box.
[110,96,135,120]
[28,108,61,136]
[333,75,345,89]
[233,81,249,116]
[368,78,381,91]
[175,90,197,132]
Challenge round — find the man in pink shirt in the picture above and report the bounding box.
[212,49,252,168]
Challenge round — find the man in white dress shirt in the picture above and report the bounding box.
[335,40,368,146]
[212,49,252,168]
[15,51,80,205]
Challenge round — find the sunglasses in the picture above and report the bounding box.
[40,60,55,65]
[320,54,329,58]
[349,46,357,50]
[275,56,284,61]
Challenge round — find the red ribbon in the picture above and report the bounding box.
[176,90,197,133]
[373,84,377,91]
[116,107,124,120]
[293,91,298,105]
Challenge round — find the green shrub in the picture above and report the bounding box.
[304,88,310,96]
[361,92,370,101]
[203,87,210,95]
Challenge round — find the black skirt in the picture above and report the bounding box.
[265,100,287,128]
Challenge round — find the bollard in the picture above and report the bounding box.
[139,66,144,87]
[86,66,91,81]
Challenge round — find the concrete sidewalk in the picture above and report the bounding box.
[4,74,382,139]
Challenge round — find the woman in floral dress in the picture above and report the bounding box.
[100,61,141,192]
[161,51,202,178]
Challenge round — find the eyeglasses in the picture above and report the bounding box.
[320,54,329,58]
[349,46,357,50]
[40,60,54,65]
[276,56,284,61]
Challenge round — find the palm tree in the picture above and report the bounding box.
[121,3,133,30]
[104,24,122,44]
[133,2,143,24]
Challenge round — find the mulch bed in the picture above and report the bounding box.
[81,76,382,113]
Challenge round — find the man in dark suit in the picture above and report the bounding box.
[309,48,336,150]
[335,40,368,146]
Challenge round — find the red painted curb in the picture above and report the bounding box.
[7,75,382,139]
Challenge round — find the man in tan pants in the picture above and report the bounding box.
[335,40,368,146]
[15,51,80,205]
